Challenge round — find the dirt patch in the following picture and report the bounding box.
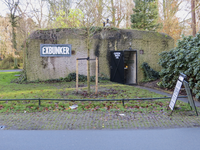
[139,79,161,89]
[76,88,122,98]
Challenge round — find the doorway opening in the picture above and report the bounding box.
[110,49,137,85]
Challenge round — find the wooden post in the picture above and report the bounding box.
[95,57,98,94]
[76,59,78,93]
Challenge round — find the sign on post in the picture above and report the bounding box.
[169,73,186,110]
[40,44,72,57]
[169,73,198,116]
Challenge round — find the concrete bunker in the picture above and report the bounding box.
[25,28,174,83]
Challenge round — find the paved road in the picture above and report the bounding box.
[0,69,22,72]
[1,128,200,150]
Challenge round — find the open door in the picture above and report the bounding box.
[110,49,137,85]
[124,50,137,85]
[110,51,124,84]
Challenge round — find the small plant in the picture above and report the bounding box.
[141,62,160,82]
[11,70,27,84]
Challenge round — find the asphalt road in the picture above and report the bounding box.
[1,128,200,150]
[0,69,22,72]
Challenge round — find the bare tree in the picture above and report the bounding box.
[177,0,200,36]
[125,0,134,28]
[159,0,183,43]
[2,0,20,68]
[47,0,72,22]
[191,0,196,36]
[104,0,133,28]
[77,0,102,93]
[0,16,13,59]
[27,0,48,28]
[3,0,19,50]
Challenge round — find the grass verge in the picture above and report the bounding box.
[0,72,194,113]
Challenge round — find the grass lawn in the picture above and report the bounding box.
[0,72,192,113]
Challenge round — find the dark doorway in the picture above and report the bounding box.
[110,49,137,84]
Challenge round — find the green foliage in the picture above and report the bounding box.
[158,33,200,100]
[0,55,14,69]
[141,62,160,82]
[62,73,94,82]
[89,26,103,33]
[11,70,27,84]
[131,0,160,31]
[0,54,22,69]
[12,72,108,84]
[52,9,84,28]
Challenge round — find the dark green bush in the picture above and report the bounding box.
[141,62,160,82]
[67,73,76,81]
[67,73,87,82]
[158,33,200,100]
[65,73,96,82]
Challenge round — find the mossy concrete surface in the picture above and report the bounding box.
[25,28,174,82]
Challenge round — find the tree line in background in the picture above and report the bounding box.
[0,0,200,62]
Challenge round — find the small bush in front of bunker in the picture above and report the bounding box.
[62,73,108,82]
[158,33,200,100]
[141,62,160,82]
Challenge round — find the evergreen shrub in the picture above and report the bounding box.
[158,33,200,100]
[141,62,160,81]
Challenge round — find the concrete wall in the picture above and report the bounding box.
[25,28,174,82]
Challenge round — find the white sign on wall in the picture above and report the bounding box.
[40,44,72,57]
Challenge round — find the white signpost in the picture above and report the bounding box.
[169,73,198,116]
[169,77,184,110]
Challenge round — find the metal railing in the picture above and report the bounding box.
[0,96,187,107]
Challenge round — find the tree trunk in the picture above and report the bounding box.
[11,14,18,69]
[87,29,90,93]
[191,0,196,36]
[111,0,115,27]
[163,0,166,21]
[97,0,103,26]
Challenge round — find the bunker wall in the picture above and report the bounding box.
[25,28,174,82]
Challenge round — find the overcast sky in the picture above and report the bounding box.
[0,0,190,23]
[0,1,8,16]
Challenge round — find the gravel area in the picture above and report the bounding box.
[1,110,200,130]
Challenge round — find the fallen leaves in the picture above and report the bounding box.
[0,105,3,110]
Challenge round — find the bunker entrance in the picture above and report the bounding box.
[110,49,137,85]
